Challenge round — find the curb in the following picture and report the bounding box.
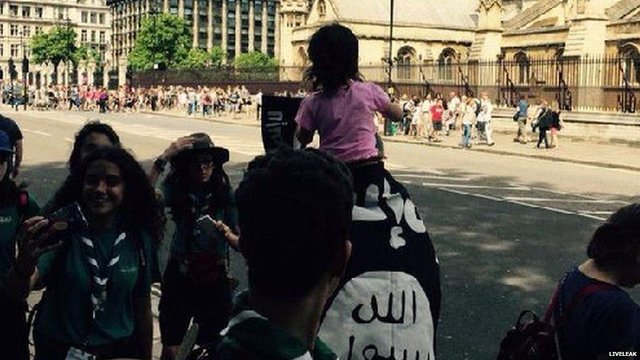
[141,110,640,173]
[382,136,640,173]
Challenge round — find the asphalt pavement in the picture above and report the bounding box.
[3,105,639,360]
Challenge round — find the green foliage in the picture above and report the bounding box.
[128,14,191,71]
[210,46,225,67]
[178,48,210,69]
[233,51,277,72]
[29,25,77,67]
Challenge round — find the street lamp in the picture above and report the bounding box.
[65,17,73,89]
[387,0,394,90]
[20,30,29,110]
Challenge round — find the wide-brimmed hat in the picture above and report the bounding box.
[172,132,229,166]
[0,130,14,154]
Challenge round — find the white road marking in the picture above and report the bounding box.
[395,174,470,181]
[422,182,530,191]
[504,197,626,204]
[23,129,52,137]
[578,210,614,215]
[437,188,608,221]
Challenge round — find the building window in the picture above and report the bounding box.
[438,48,457,81]
[99,13,105,24]
[82,11,88,23]
[10,5,18,17]
[23,26,31,37]
[81,30,88,42]
[22,6,31,18]
[99,31,105,43]
[621,45,640,84]
[91,30,96,43]
[11,44,19,57]
[514,52,530,85]
[35,26,43,34]
[0,44,3,57]
[0,24,3,36]
[36,7,43,18]
[90,12,97,24]
[318,0,326,17]
[397,46,416,80]
[10,24,18,36]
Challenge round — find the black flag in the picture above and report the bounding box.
[320,162,441,360]
[260,95,302,153]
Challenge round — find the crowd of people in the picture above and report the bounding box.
[0,22,634,360]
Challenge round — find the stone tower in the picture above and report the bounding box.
[278,0,311,66]
[469,0,504,61]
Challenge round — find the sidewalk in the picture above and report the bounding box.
[147,108,640,172]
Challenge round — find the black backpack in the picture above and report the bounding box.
[496,281,615,360]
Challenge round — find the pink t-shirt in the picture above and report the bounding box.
[295,81,390,162]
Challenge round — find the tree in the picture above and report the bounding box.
[29,25,78,84]
[128,14,191,71]
[210,46,225,67]
[178,48,210,69]
[233,51,278,72]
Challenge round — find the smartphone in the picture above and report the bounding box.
[196,215,221,239]
[40,202,85,247]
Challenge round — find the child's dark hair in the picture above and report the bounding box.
[587,203,640,278]
[235,148,353,298]
[69,121,121,173]
[304,23,362,95]
[49,147,164,245]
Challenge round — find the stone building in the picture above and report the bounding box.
[0,0,110,88]
[108,0,281,84]
[278,0,640,111]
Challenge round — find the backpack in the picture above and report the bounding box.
[496,280,615,360]
[475,99,482,117]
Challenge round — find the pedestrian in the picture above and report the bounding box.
[459,96,475,148]
[150,133,237,360]
[548,203,640,359]
[0,113,24,178]
[0,130,40,360]
[514,94,529,144]
[255,89,263,121]
[294,23,441,360]
[535,100,552,149]
[213,148,353,359]
[429,98,444,142]
[549,100,563,149]
[7,147,162,360]
[477,92,495,146]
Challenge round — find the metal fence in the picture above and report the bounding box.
[132,55,639,113]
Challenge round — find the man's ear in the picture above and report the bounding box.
[332,239,352,279]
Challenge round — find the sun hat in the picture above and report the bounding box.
[172,132,229,166]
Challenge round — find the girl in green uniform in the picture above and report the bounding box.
[0,130,39,360]
[150,133,237,360]
[7,147,162,360]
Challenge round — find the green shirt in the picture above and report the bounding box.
[217,292,337,360]
[34,228,156,347]
[0,195,40,291]
[164,186,237,256]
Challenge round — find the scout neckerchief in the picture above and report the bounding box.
[188,191,212,250]
[76,209,128,320]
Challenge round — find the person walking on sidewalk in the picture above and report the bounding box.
[477,92,495,146]
[535,101,552,149]
[429,98,444,142]
[514,95,529,144]
[460,96,476,148]
[549,100,563,149]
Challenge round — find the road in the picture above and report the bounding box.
[8,109,639,359]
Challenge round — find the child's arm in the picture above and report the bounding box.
[295,125,314,148]
[382,102,404,122]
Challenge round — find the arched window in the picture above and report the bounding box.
[514,52,530,84]
[438,48,456,81]
[397,46,416,80]
[620,44,640,84]
[318,0,326,17]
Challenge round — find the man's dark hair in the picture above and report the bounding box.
[587,203,640,277]
[69,121,121,173]
[236,148,353,298]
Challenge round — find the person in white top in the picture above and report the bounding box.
[477,92,495,146]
